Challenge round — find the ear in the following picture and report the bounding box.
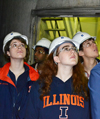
[7,51,10,56]
[53,56,60,64]
[79,50,84,56]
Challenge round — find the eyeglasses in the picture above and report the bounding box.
[9,43,27,49]
[57,46,78,55]
[34,50,45,54]
[83,40,96,48]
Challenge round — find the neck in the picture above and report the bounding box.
[83,58,97,75]
[10,59,25,80]
[56,65,73,82]
[37,62,43,70]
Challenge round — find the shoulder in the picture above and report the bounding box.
[91,62,100,73]
[96,58,100,63]
[89,63,100,87]
[24,62,39,81]
[31,80,40,92]
[90,58,100,73]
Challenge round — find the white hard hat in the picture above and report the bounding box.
[72,31,96,49]
[49,36,77,54]
[3,31,28,53]
[33,38,51,50]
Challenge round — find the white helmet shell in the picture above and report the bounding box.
[33,38,51,50]
[49,36,77,54]
[3,31,28,53]
[72,31,96,49]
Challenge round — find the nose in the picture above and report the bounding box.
[71,50,75,54]
[18,44,22,49]
[91,42,96,47]
[34,51,38,56]
[70,48,75,53]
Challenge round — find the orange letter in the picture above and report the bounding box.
[43,96,52,108]
[76,95,80,106]
[53,94,59,105]
[71,95,76,105]
[80,97,84,108]
[63,94,70,105]
[59,94,63,105]
[43,96,46,108]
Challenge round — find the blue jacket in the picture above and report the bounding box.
[88,62,100,119]
[25,76,91,119]
[0,62,39,119]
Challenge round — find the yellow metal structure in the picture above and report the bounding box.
[38,17,100,59]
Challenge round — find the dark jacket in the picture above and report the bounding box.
[0,62,39,119]
[88,62,100,119]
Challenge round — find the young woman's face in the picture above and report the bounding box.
[54,43,78,66]
[7,39,26,60]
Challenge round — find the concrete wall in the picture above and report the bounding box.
[0,0,38,66]
[36,0,100,9]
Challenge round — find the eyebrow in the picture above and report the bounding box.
[11,41,24,44]
[11,41,18,43]
[85,39,94,42]
[62,45,74,49]
[35,48,44,51]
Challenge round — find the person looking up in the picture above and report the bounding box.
[0,32,39,119]
[24,36,90,119]
[31,38,51,73]
[72,31,99,79]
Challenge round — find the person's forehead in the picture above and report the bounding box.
[59,42,74,49]
[10,39,22,44]
[83,38,94,43]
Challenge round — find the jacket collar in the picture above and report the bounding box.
[0,62,39,87]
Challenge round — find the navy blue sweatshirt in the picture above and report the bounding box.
[25,76,91,119]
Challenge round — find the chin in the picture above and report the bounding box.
[71,61,78,65]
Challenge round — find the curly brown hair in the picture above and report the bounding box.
[39,52,89,100]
